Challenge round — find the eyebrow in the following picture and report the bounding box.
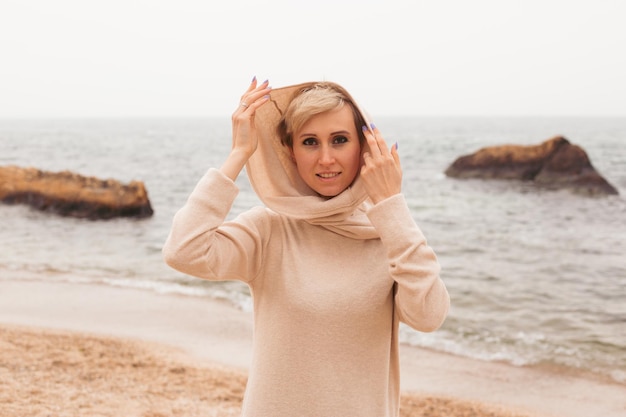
[297,130,352,138]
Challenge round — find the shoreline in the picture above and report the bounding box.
[1,279,624,417]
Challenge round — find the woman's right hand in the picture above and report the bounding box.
[230,77,271,158]
[221,77,271,181]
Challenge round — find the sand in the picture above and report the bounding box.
[1,280,624,417]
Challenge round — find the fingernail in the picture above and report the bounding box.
[263,94,270,99]
[394,142,399,150]
[262,79,269,84]
[251,75,257,83]
[370,123,376,129]
[362,125,368,132]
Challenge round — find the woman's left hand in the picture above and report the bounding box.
[360,124,402,204]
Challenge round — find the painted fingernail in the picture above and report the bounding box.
[370,123,376,129]
[251,75,257,83]
[362,125,368,132]
[394,142,399,150]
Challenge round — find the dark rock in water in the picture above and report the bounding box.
[0,165,154,219]
[444,136,619,196]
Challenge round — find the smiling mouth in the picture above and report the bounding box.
[317,172,341,179]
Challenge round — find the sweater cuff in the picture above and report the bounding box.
[366,194,426,245]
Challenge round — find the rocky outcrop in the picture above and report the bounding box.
[445,136,619,196]
[0,165,154,219]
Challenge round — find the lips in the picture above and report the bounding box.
[316,172,341,179]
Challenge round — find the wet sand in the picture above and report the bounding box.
[1,280,624,417]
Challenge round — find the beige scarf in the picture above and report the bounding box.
[246,82,379,240]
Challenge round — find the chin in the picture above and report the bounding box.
[316,185,348,199]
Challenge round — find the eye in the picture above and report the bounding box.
[302,137,318,146]
[333,135,349,144]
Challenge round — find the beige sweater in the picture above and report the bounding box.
[163,168,450,417]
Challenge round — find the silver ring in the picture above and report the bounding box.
[240,101,249,108]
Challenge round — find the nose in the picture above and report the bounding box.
[319,145,335,165]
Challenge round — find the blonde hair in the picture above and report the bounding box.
[277,82,367,148]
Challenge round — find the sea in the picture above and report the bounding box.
[1,116,625,385]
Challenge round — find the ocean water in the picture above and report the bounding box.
[1,116,625,385]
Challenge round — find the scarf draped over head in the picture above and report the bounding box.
[245,82,379,240]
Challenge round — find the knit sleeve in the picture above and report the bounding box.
[162,168,269,283]
[367,194,450,332]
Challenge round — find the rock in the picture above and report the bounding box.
[444,136,619,196]
[0,165,154,219]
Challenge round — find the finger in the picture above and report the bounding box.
[240,76,258,99]
[362,126,382,156]
[370,124,392,156]
[360,152,372,173]
[249,93,271,111]
[239,92,271,116]
[364,124,392,157]
[391,142,401,167]
[234,83,255,115]
[238,80,271,112]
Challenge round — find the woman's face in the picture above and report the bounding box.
[290,106,362,197]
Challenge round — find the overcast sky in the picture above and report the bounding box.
[1,0,625,118]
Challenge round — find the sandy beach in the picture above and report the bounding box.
[1,280,624,417]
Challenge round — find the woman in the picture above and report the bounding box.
[163,78,450,417]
